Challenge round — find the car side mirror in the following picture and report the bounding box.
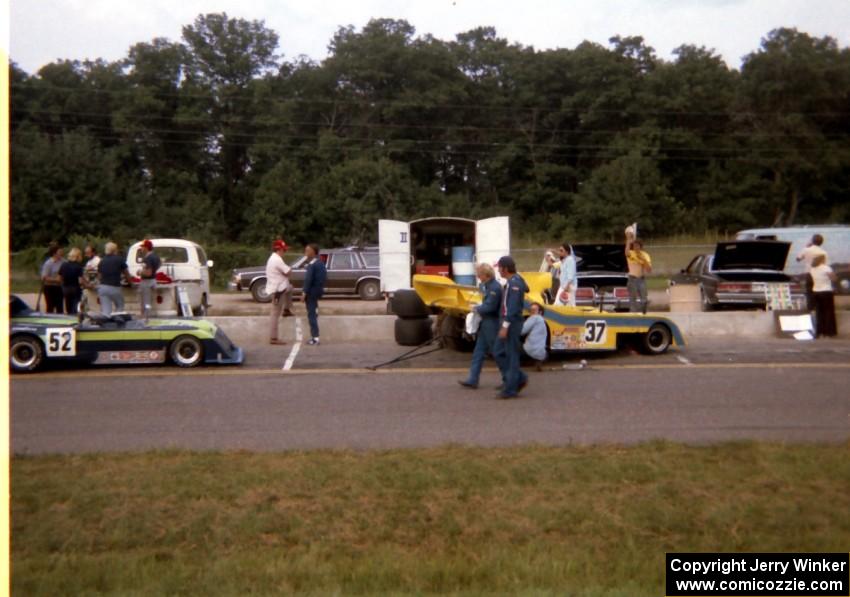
[207,260,214,268]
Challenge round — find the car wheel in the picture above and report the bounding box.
[10,335,44,373]
[169,335,204,368]
[250,279,271,303]
[394,317,432,346]
[358,279,381,301]
[391,289,430,318]
[641,323,672,355]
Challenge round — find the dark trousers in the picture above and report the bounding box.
[305,295,320,338]
[62,286,82,314]
[814,291,837,337]
[805,274,815,312]
[493,320,527,396]
[464,317,503,386]
[43,285,63,313]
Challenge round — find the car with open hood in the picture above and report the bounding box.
[669,240,805,310]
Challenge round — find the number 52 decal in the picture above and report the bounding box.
[583,321,607,344]
[45,327,76,357]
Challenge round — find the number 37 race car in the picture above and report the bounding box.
[411,273,685,356]
[9,295,244,373]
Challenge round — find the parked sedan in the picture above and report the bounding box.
[669,240,804,310]
[229,246,381,302]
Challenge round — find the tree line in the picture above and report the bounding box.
[10,14,850,251]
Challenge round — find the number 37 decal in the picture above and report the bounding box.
[46,327,76,357]
[583,320,608,344]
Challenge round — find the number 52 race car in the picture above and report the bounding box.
[412,273,685,355]
[9,295,244,373]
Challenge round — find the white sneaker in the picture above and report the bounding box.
[308,338,320,345]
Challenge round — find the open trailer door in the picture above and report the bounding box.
[379,219,412,293]
[475,216,510,269]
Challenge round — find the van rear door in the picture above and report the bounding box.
[475,216,510,268]
[379,219,412,292]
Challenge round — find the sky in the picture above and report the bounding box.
[7,0,850,74]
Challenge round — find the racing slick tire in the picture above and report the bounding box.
[250,278,272,303]
[640,323,672,355]
[438,313,475,352]
[358,279,381,301]
[394,317,432,346]
[391,290,430,318]
[169,335,204,367]
[10,335,44,373]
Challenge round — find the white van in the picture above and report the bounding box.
[735,225,850,293]
[379,216,510,293]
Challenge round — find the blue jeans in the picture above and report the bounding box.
[492,320,527,396]
[628,276,647,313]
[464,317,502,386]
[98,285,124,316]
[305,295,319,338]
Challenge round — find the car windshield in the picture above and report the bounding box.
[137,247,189,264]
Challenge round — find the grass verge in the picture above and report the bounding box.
[12,442,850,596]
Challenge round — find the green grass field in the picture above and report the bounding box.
[12,442,850,596]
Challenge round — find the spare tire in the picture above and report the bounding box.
[394,317,432,346]
[391,290,430,318]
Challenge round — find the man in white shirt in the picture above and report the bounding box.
[796,234,828,312]
[266,239,293,345]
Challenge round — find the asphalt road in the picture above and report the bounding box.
[11,338,850,454]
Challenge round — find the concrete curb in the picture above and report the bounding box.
[208,312,850,346]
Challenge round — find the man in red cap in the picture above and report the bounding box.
[137,239,161,318]
[266,239,293,345]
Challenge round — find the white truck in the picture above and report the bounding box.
[378,216,510,294]
[84,238,214,316]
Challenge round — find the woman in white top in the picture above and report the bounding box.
[810,254,837,338]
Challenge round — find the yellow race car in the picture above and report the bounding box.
[412,273,685,355]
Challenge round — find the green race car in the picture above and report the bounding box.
[9,295,244,373]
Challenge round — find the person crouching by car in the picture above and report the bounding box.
[137,239,161,319]
[522,302,548,371]
[301,243,327,346]
[267,239,293,345]
[811,253,838,338]
[459,262,505,390]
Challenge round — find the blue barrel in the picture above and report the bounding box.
[452,246,476,286]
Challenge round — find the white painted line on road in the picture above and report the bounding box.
[282,318,303,371]
[676,355,693,366]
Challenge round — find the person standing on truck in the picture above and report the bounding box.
[555,243,577,307]
[625,228,652,314]
[459,262,505,389]
[494,256,529,399]
[137,239,161,319]
[796,234,828,312]
[301,243,327,346]
[266,239,293,345]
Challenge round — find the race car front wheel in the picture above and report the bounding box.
[169,335,204,367]
[10,335,44,373]
[641,323,672,355]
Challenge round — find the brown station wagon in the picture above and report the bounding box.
[228,246,381,302]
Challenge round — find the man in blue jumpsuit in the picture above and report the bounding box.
[459,262,504,389]
[493,256,529,399]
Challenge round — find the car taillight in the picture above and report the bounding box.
[717,283,752,292]
[156,295,163,304]
[790,283,802,292]
[613,287,629,298]
[575,288,595,299]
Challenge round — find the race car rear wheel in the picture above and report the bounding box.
[251,279,272,303]
[169,335,204,367]
[391,290,430,318]
[641,323,672,355]
[10,335,44,373]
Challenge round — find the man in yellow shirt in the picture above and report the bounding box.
[625,231,652,314]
